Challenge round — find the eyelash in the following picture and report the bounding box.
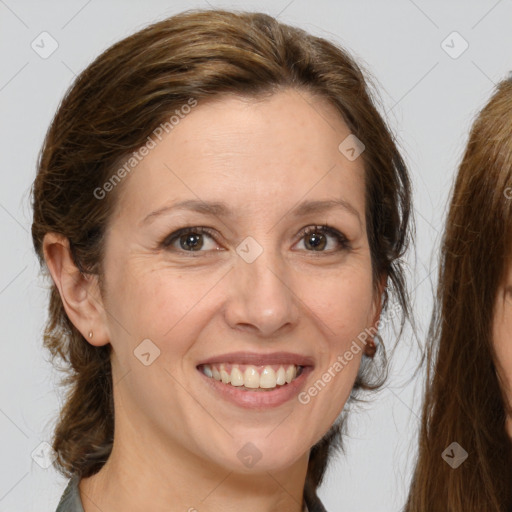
[160,224,351,255]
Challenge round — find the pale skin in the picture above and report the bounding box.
[44,89,383,512]
[493,263,512,439]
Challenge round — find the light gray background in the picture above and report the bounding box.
[1,1,510,511]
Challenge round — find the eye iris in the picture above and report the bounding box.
[180,232,203,251]
[305,231,326,251]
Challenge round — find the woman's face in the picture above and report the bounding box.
[493,262,512,437]
[97,89,381,473]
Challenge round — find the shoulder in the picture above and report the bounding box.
[55,475,85,512]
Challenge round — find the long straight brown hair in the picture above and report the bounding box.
[405,79,512,511]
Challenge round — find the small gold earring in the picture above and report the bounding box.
[88,331,93,339]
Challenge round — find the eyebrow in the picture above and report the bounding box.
[141,198,362,226]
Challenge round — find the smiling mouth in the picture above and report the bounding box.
[197,363,304,391]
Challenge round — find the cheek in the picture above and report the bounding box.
[108,263,206,334]
[302,268,375,343]
[295,267,374,406]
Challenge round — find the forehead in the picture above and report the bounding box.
[111,89,366,225]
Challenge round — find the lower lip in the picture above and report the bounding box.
[197,367,313,409]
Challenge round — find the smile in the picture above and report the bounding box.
[198,363,304,391]
[196,351,314,408]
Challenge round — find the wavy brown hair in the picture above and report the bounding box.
[405,79,512,511]
[31,8,412,503]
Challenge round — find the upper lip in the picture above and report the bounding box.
[197,351,315,367]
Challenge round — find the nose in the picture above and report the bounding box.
[223,247,300,338]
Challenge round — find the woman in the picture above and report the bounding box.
[31,9,412,511]
[405,78,512,511]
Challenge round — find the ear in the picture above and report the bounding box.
[364,273,387,357]
[42,232,110,347]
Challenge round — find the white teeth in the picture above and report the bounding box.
[230,365,244,386]
[285,365,296,384]
[201,363,301,389]
[259,367,276,388]
[276,366,286,385]
[244,366,260,388]
[220,363,231,384]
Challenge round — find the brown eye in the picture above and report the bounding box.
[178,232,204,251]
[162,227,220,253]
[304,230,327,251]
[297,225,350,252]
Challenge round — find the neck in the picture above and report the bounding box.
[79,413,309,512]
